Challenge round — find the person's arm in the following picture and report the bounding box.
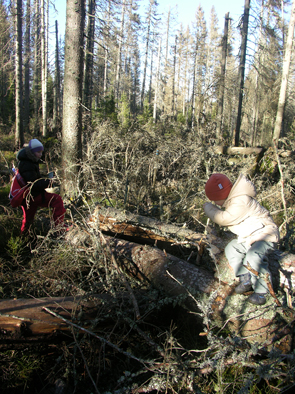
[204,198,248,226]
[19,163,50,193]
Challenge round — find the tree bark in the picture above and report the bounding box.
[40,0,47,137]
[53,20,61,134]
[0,294,130,340]
[61,0,85,196]
[88,206,295,293]
[213,146,264,155]
[153,38,161,123]
[14,0,24,149]
[103,0,111,98]
[115,0,126,106]
[140,0,152,109]
[33,0,41,135]
[89,205,213,251]
[2,219,293,350]
[235,0,250,146]
[216,13,229,142]
[23,0,31,133]
[273,0,295,144]
[83,0,95,113]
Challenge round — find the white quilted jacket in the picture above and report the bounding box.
[203,174,279,245]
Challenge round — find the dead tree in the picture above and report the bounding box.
[1,207,294,351]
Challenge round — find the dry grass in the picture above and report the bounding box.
[0,124,295,393]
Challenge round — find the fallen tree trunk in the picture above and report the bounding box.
[88,204,223,255]
[213,146,265,155]
[1,208,294,351]
[212,146,294,158]
[89,205,295,293]
[0,294,117,339]
[68,222,295,351]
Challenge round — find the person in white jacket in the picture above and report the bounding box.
[203,173,279,305]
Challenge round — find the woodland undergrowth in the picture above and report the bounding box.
[0,122,295,393]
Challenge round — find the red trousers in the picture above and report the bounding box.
[21,192,66,233]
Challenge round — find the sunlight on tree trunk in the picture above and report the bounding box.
[62,0,85,197]
[273,0,295,145]
[235,0,250,147]
[41,0,47,137]
[216,12,229,142]
[15,0,24,149]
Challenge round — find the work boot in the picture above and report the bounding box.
[235,273,252,294]
[248,293,266,305]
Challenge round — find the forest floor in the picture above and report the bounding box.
[0,125,295,393]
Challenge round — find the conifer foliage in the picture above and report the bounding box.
[0,0,294,150]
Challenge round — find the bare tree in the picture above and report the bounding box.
[153,38,161,122]
[103,0,112,98]
[115,0,126,106]
[23,0,31,133]
[33,0,41,135]
[62,0,85,197]
[216,12,230,142]
[235,0,250,146]
[141,0,158,109]
[191,5,207,130]
[250,1,265,146]
[14,0,24,148]
[0,3,12,123]
[40,0,47,137]
[83,0,96,114]
[273,0,295,144]
[53,20,61,134]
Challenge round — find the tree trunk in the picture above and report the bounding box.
[171,35,177,119]
[153,38,161,123]
[213,146,264,155]
[88,205,295,292]
[23,0,31,133]
[273,0,295,144]
[115,0,126,106]
[33,0,40,135]
[40,0,47,137]
[103,0,111,98]
[83,0,96,152]
[1,208,294,349]
[140,0,152,109]
[83,0,95,113]
[69,216,295,350]
[0,294,128,339]
[191,43,197,130]
[250,1,265,146]
[53,20,61,134]
[162,6,170,116]
[14,0,24,149]
[216,13,229,142]
[235,0,250,146]
[61,0,85,197]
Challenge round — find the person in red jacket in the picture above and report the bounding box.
[16,139,66,235]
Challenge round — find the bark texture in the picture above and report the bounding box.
[1,207,294,351]
[61,0,85,196]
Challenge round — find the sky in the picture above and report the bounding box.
[156,0,245,29]
[51,0,246,39]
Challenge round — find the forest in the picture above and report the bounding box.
[0,0,295,393]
